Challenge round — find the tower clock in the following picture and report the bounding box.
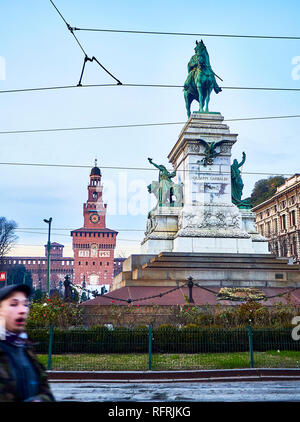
[90,213,100,224]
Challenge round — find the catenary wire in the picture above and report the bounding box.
[49,0,122,85]
[72,26,300,41]
[14,230,140,242]
[2,83,300,95]
[0,161,294,177]
[1,114,300,135]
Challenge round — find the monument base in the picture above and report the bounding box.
[172,235,255,254]
[112,252,300,292]
[141,206,182,254]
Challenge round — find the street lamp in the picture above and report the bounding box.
[43,217,52,295]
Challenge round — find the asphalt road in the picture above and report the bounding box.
[50,381,300,402]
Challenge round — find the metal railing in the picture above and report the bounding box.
[27,325,300,372]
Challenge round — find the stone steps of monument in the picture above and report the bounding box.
[146,257,291,267]
[131,267,295,282]
[156,252,282,261]
[141,261,299,271]
[144,254,298,270]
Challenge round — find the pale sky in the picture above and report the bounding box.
[1,0,300,258]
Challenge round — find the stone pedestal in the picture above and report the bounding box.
[168,111,257,253]
[240,209,269,254]
[141,111,269,255]
[141,206,181,254]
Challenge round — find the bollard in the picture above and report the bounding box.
[248,325,254,368]
[47,324,54,370]
[148,324,153,371]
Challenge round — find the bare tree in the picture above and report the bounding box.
[0,217,18,259]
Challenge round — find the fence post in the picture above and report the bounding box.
[148,324,153,371]
[47,324,54,370]
[248,325,254,368]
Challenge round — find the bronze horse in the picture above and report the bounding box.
[184,40,222,117]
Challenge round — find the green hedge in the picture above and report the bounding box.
[27,326,300,354]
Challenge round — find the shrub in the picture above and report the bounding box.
[27,296,83,328]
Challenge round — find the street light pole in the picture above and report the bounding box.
[43,217,52,296]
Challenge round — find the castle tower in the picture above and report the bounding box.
[71,160,118,291]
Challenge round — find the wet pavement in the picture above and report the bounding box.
[50,381,300,402]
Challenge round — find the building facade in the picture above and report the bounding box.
[1,242,74,291]
[71,162,118,291]
[0,162,122,292]
[252,174,300,262]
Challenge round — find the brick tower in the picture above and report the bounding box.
[71,160,117,292]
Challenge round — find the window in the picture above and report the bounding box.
[266,222,271,236]
[281,214,286,230]
[260,225,264,236]
[106,262,109,266]
[78,261,81,266]
[290,210,296,226]
[292,236,297,256]
[33,260,36,264]
[93,262,95,265]
[274,219,278,234]
[79,250,89,257]
[281,240,288,257]
[62,261,64,266]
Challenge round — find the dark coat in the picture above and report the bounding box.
[0,340,55,402]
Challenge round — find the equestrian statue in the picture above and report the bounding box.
[184,40,222,117]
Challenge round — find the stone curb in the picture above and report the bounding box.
[47,368,300,383]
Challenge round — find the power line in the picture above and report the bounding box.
[0,161,294,177]
[1,83,300,95]
[72,26,300,41]
[15,230,140,242]
[1,114,300,136]
[49,0,122,86]
[15,228,145,232]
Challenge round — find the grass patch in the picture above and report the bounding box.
[38,350,300,371]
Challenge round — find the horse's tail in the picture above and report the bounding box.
[213,81,222,94]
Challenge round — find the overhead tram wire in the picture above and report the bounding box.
[1,114,300,136]
[0,161,294,178]
[72,27,300,41]
[49,0,122,86]
[2,83,300,95]
[1,113,300,135]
